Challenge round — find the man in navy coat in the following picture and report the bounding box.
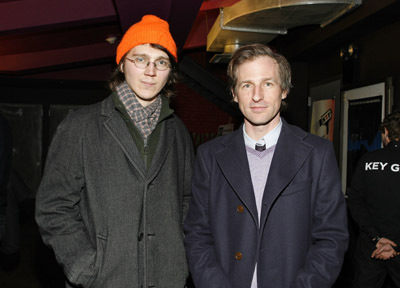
[184,43,349,288]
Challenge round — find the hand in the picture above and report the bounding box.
[371,237,399,260]
[376,237,397,248]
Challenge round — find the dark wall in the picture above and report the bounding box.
[0,78,109,197]
[307,19,400,111]
[283,62,309,130]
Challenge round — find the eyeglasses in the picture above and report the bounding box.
[125,55,171,71]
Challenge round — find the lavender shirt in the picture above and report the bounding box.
[243,119,282,288]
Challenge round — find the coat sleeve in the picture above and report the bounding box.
[35,116,97,287]
[184,146,231,288]
[292,142,349,288]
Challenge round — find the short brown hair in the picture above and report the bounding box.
[227,43,292,96]
[380,110,400,141]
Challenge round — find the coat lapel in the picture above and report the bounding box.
[260,121,313,227]
[215,128,259,225]
[146,118,175,182]
[102,96,146,179]
[101,95,176,182]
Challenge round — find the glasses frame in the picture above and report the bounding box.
[125,55,171,71]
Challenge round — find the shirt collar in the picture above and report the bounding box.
[243,118,282,150]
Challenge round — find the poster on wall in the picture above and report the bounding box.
[310,99,335,141]
[309,78,341,158]
[340,82,386,194]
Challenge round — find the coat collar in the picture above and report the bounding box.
[386,140,400,150]
[215,125,258,224]
[259,120,313,226]
[100,94,176,181]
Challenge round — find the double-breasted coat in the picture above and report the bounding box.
[36,94,194,287]
[184,120,349,288]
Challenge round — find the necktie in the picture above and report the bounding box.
[255,143,266,151]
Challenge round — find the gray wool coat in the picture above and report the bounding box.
[35,94,194,288]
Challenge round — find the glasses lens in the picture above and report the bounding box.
[132,56,147,69]
[155,59,170,71]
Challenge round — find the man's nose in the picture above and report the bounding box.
[144,62,157,76]
[252,85,264,102]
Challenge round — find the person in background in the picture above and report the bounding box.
[348,110,400,288]
[184,43,349,288]
[35,15,194,288]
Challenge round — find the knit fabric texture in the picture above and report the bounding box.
[116,14,177,64]
[246,144,276,220]
[116,82,161,143]
[246,144,276,288]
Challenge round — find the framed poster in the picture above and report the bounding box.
[340,82,386,195]
[310,99,335,141]
[309,77,342,158]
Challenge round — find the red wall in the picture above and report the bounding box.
[173,82,235,149]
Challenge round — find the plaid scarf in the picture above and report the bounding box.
[116,82,161,143]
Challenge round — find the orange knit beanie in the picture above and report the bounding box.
[116,15,177,64]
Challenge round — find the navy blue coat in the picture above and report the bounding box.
[184,120,349,288]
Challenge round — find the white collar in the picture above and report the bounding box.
[243,119,282,150]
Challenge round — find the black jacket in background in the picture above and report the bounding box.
[348,140,400,247]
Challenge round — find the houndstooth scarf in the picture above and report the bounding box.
[116,82,161,142]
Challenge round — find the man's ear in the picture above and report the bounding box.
[384,127,390,139]
[120,63,124,73]
[382,127,390,146]
[281,90,288,100]
[232,89,238,103]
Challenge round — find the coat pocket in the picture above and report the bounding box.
[280,178,312,197]
[88,234,107,288]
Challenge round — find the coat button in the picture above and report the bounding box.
[138,233,144,241]
[237,205,244,213]
[235,252,243,260]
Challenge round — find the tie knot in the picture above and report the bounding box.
[255,143,266,151]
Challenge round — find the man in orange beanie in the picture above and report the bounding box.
[36,14,194,288]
